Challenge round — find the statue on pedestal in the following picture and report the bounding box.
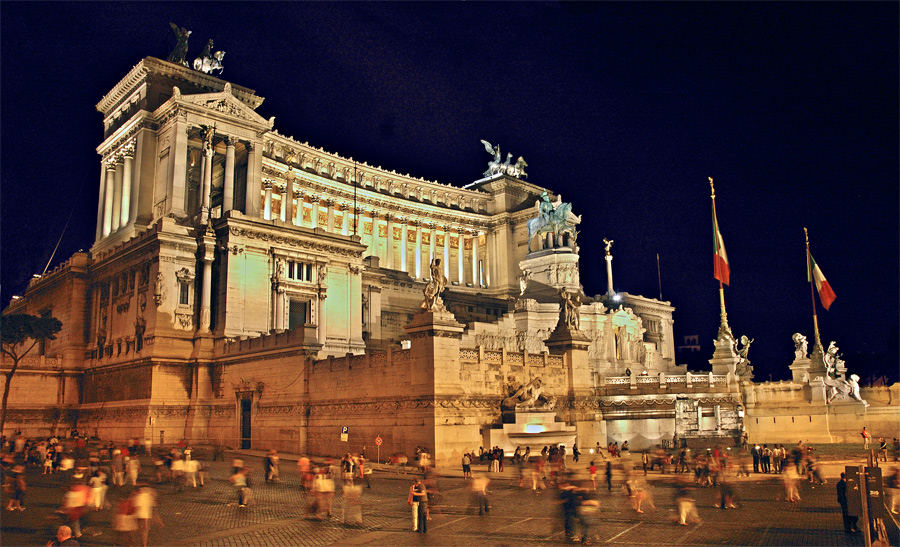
[792,333,808,360]
[193,39,226,75]
[559,289,581,331]
[421,258,447,311]
[733,334,754,379]
[526,193,580,252]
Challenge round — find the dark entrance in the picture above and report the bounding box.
[240,398,252,449]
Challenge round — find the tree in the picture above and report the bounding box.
[0,313,62,434]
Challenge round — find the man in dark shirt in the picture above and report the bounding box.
[836,473,858,534]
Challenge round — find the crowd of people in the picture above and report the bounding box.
[2,428,899,545]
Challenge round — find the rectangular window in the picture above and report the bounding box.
[288,261,294,279]
[179,281,190,306]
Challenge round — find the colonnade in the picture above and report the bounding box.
[97,149,136,238]
[258,178,491,286]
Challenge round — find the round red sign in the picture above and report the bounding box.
[375,436,383,446]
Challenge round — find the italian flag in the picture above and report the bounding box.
[807,253,836,310]
[712,203,730,285]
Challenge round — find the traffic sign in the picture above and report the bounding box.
[375,436,383,446]
[340,426,349,442]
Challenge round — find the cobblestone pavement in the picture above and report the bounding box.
[2,454,895,546]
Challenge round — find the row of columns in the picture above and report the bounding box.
[98,152,136,238]
[261,183,490,286]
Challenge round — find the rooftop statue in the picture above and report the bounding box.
[421,258,447,311]
[792,333,808,360]
[480,140,527,178]
[193,39,225,76]
[526,192,581,252]
[167,23,192,67]
[733,334,754,379]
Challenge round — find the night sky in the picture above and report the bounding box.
[2,3,897,382]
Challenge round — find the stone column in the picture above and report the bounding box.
[341,204,349,235]
[414,223,423,278]
[274,286,285,331]
[111,161,123,231]
[385,215,394,269]
[223,137,235,213]
[200,144,213,224]
[284,176,294,224]
[317,291,327,346]
[442,227,450,278]
[279,186,286,222]
[263,182,273,220]
[471,231,479,286]
[457,230,465,284]
[326,200,335,233]
[102,163,116,236]
[245,142,261,217]
[199,240,214,333]
[121,153,133,225]
[605,248,615,296]
[429,224,435,265]
[311,198,319,229]
[485,231,493,287]
[400,222,409,272]
[95,162,106,241]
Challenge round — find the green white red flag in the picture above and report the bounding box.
[807,252,836,310]
[712,203,730,285]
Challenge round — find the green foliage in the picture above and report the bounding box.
[0,312,62,359]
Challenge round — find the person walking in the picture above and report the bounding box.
[836,473,859,533]
[230,467,250,507]
[132,485,159,547]
[783,466,801,503]
[471,473,490,515]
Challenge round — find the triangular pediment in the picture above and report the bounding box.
[174,83,273,129]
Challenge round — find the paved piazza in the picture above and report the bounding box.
[2,451,882,546]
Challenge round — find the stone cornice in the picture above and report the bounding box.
[96,57,262,115]
[220,215,366,260]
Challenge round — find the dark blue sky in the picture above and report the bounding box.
[2,2,897,381]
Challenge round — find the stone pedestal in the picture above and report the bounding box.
[488,410,577,456]
[789,357,812,383]
[404,307,465,396]
[519,248,581,293]
[709,334,738,376]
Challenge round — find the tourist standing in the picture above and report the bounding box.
[861,426,871,450]
[461,452,471,479]
[409,477,427,532]
[836,473,858,533]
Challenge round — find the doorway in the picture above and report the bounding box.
[240,398,252,449]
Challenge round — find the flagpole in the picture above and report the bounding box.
[656,252,662,300]
[804,227,823,352]
[710,177,731,337]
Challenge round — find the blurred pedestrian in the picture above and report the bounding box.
[783,466,801,503]
[675,483,700,525]
[471,473,490,515]
[230,467,251,507]
[132,485,159,547]
[4,464,26,511]
[343,481,363,526]
[113,496,138,545]
[62,481,90,538]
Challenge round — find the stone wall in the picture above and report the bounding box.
[743,381,900,443]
